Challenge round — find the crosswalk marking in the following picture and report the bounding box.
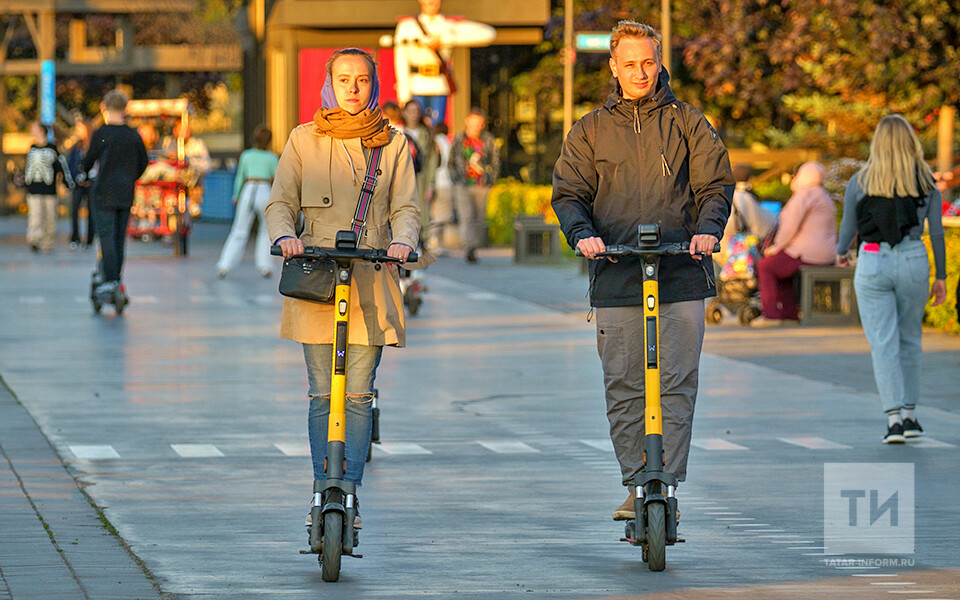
[171,444,224,458]
[69,445,120,459]
[466,292,501,301]
[376,442,432,455]
[779,437,852,449]
[19,296,46,304]
[580,439,614,452]
[478,441,539,454]
[60,433,957,461]
[274,443,310,457]
[691,438,749,451]
[906,437,955,448]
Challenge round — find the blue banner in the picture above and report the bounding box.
[40,60,55,129]
[575,33,611,53]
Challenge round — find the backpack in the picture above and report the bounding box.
[403,131,423,174]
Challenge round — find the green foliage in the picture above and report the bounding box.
[751,180,791,204]
[518,1,960,156]
[924,226,960,334]
[485,180,557,246]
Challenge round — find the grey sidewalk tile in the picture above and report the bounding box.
[0,381,164,600]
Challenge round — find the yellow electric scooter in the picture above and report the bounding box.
[273,231,416,581]
[584,223,718,572]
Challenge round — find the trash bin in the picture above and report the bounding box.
[200,169,236,222]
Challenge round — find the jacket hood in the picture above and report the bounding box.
[604,67,677,115]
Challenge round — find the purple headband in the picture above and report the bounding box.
[321,49,380,112]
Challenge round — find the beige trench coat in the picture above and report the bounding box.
[265,123,420,347]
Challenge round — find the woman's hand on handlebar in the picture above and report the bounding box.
[277,236,304,258]
[387,243,413,263]
[689,234,719,261]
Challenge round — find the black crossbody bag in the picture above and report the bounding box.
[278,144,385,304]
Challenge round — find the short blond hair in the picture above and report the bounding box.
[609,20,661,58]
[102,89,129,112]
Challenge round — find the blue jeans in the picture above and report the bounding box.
[412,94,447,124]
[303,344,382,485]
[853,239,930,413]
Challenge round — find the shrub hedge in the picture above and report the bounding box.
[924,224,959,334]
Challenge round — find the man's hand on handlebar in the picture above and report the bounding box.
[277,236,304,258]
[577,236,617,262]
[387,243,413,263]
[689,234,719,261]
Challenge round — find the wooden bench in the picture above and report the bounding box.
[798,265,859,326]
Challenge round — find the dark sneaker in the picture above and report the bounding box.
[883,422,906,444]
[902,418,925,438]
[613,491,637,521]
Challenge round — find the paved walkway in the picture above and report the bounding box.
[0,378,163,600]
[0,216,957,599]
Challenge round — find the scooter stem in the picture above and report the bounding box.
[642,256,664,474]
[327,263,352,480]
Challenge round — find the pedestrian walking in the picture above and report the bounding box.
[753,161,837,326]
[836,114,947,444]
[552,20,733,521]
[24,122,73,253]
[77,90,149,297]
[402,100,438,246]
[66,119,94,250]
[265,47,421,526]
[449,108,499,263]
[430,121,453,251]
[216,124,279,278]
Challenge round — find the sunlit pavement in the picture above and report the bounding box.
[1,217,958,599]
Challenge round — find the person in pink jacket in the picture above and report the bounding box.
[754,161,837,326]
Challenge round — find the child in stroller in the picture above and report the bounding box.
[707,165,777,325]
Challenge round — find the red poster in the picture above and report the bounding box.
[298,48,399,125]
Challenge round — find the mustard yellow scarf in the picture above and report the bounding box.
[312,107,391,148]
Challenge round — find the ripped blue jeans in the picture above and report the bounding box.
[303,344,383,485]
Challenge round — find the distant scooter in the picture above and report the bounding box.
[90,248,128,315]
[398,267,425,315]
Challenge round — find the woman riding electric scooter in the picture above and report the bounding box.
[265,47,424,580]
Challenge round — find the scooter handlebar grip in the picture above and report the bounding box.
[406,252,418,263]
[270,245,282,256]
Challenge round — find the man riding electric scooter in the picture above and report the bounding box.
[552,19,733,567]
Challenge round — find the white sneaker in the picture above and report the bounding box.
[750,316,784,328]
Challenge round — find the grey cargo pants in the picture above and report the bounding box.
[596,300,705,490]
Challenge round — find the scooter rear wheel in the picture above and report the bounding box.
[321,512,343,582]
[645,502,667,571]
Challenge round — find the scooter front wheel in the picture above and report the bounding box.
[645,502,666,572]
[321,512,343,582]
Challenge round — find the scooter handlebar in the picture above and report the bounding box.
[270,244,418,264]
[576,241,721,258]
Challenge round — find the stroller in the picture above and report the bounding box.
[706,232,763,325]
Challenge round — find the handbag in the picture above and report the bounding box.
[277,144,385,304]
[414,17,457,95]
[278,255,338,303]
